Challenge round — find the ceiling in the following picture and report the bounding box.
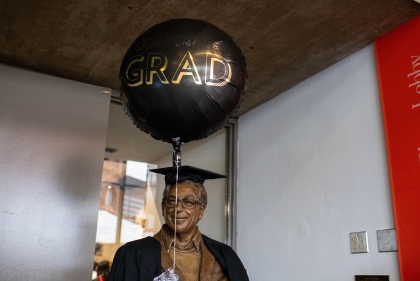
[1,0,420,116]
[1,1,420,163]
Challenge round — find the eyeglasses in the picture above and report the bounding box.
[163,197,204,209]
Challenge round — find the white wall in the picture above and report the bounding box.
[0,64,110,280]
[237,45,399,280]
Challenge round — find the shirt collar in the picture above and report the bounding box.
[161,224,201,253]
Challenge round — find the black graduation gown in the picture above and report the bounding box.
[108,234,249,281]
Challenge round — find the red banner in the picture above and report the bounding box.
[375,16,420,281]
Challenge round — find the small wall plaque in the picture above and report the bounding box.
[377,228,398,252]
[355,275,389,281]
[350,231,369,253]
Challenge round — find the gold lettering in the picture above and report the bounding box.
[171,51,202,84]
[146,53,169,85]
[191,36,205,47]
[205,37,212,48]
[135,40,144,51]
[182,36,191,46]
[169,35,181,46]
[156,36,169,47]
[144,38,155,49]
[205,53,232,86]
[125,56,145,87]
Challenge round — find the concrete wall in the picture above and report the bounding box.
[0,64,110,280]
[237,45,399,280]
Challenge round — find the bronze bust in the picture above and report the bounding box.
[109,166,249,281]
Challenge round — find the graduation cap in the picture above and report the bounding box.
[149,165,227,184]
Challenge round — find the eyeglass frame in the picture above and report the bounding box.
[162,196,205,209]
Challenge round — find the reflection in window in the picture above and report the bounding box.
[94,159,161,263]
[105,188,113,207]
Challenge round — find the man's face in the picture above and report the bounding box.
[162,183,205,235]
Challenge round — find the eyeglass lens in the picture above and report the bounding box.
[165,197,199,209]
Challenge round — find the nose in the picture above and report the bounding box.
[176,200,183,212]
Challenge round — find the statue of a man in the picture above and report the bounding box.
[109,166,249,281]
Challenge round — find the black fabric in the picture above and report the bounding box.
[202,235,249,281]
[109,237,161,281]
[150,165,227,184]
[109,235,249,281]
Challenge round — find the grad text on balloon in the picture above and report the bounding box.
[124,51,232,87]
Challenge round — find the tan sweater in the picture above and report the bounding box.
[154,225,228,281]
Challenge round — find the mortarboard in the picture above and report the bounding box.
[150,165,227,184]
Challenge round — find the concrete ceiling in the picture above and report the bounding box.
[1,1,420,163]
[1,0,420,116]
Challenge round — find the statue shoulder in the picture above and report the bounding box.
[201,234,249,281]
[110,236,162,280]
[201,234,235,253]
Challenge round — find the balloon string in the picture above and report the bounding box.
[173,165,178,271]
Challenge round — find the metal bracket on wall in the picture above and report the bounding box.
[350,231,369,254]
[377,228,398,252]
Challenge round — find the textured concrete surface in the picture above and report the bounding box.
[1,0,420,115]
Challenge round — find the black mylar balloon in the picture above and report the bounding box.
[119,18,247,143]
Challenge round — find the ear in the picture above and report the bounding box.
[198,204,206,220]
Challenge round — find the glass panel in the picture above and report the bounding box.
[96,185,120,244]
[94,160,161,263]
[95,160,125,245]
[121,187,145,243]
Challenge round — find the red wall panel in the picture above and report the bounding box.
[375,16,420,281]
